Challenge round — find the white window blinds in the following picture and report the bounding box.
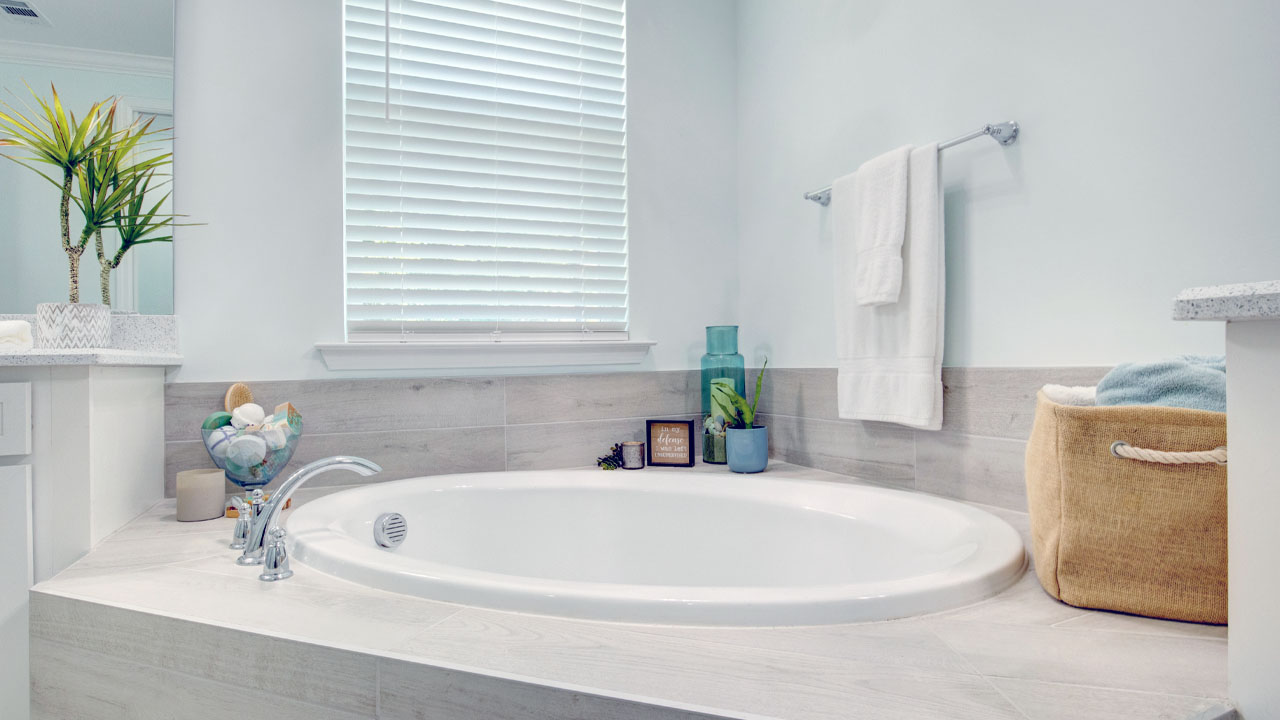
[343,0,628,341]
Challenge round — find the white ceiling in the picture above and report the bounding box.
[0,0,173,58]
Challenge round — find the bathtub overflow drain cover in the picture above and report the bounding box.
[373,512,408,549]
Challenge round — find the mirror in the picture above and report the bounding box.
[0,0,174,314]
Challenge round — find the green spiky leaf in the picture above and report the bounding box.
[710,378,750,429]
[748,358,768,425]
[709,359,769,429]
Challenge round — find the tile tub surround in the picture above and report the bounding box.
[163,371,703,496]
[32,463,1231,720]
[163,367,1107,506]
[754,367,1111,509]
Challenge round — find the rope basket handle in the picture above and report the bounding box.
[1110,441,1227,465]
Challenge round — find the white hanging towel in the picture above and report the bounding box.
[843,145,911,306]
[833,143,944,430]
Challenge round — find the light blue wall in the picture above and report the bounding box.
[170,0,739,381]
[0,61,172,312]
[162,0,1280,376]
[734,0,1280,367]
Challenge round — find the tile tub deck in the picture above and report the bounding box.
[30,463,1232,720]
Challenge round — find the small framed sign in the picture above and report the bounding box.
[646,419,695,467]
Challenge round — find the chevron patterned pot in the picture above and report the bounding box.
[35,302,111,349]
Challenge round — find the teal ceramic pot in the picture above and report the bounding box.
[727,425,769,473]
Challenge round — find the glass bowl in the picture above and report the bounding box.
[202,422,303,489]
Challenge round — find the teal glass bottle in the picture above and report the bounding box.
[701,325,745,464]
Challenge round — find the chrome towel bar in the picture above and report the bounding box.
[803,121,1020,206]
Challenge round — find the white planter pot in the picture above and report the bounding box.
[35,302,112,349]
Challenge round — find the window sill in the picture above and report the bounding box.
[315,340,655,371]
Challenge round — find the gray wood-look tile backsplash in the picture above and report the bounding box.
[165,367,1109,509]
[163,371,700,496]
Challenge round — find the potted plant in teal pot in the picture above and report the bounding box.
[711,360,768,473]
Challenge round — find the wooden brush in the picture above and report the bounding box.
[224,383,254,413]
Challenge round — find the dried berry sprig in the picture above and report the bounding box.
[597,443,624,470]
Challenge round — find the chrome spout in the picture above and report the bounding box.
[237,456,381,566]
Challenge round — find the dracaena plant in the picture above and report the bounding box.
[74,109,175,305]
[0,84,115,302]
[97,171,174,305]
[0,84,179,305]
[710,359,768,429]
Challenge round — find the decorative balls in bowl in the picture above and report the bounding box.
[201,402,303,490]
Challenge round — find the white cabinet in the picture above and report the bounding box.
[0,465,32,720]
[1224,319,1280,719]
[0,366,166,581]
[1175,282,1280,718]
[0,365,167,720]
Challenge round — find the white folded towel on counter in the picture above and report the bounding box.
[834,143,944,430]
[0,320,33,352]
[1041,384,1098,406]
[836,144,911,307]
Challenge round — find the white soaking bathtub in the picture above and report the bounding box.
[286,468,1026,626]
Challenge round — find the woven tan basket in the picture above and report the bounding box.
[1025,391,1227,624]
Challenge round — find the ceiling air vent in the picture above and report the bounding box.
[1,1,51,26]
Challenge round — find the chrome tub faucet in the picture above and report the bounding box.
[236,456,382,580]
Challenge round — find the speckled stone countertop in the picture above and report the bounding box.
[1173,281,1280,322]
[0,347,183,367]
[30,464,1234,720]
[0,313,181,366]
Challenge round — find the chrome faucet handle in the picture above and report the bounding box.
[236,489,268,565]
[259,526,293,582]
[228,496,249,550]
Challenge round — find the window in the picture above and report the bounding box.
[342,0,628,343]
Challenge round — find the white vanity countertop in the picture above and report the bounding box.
[0,348,183,367]
[1173,280,1280,322]
[0,313,182,366]
[31,463,1232,720]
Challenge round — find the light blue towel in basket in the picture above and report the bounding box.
[1096,355,1226,413]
